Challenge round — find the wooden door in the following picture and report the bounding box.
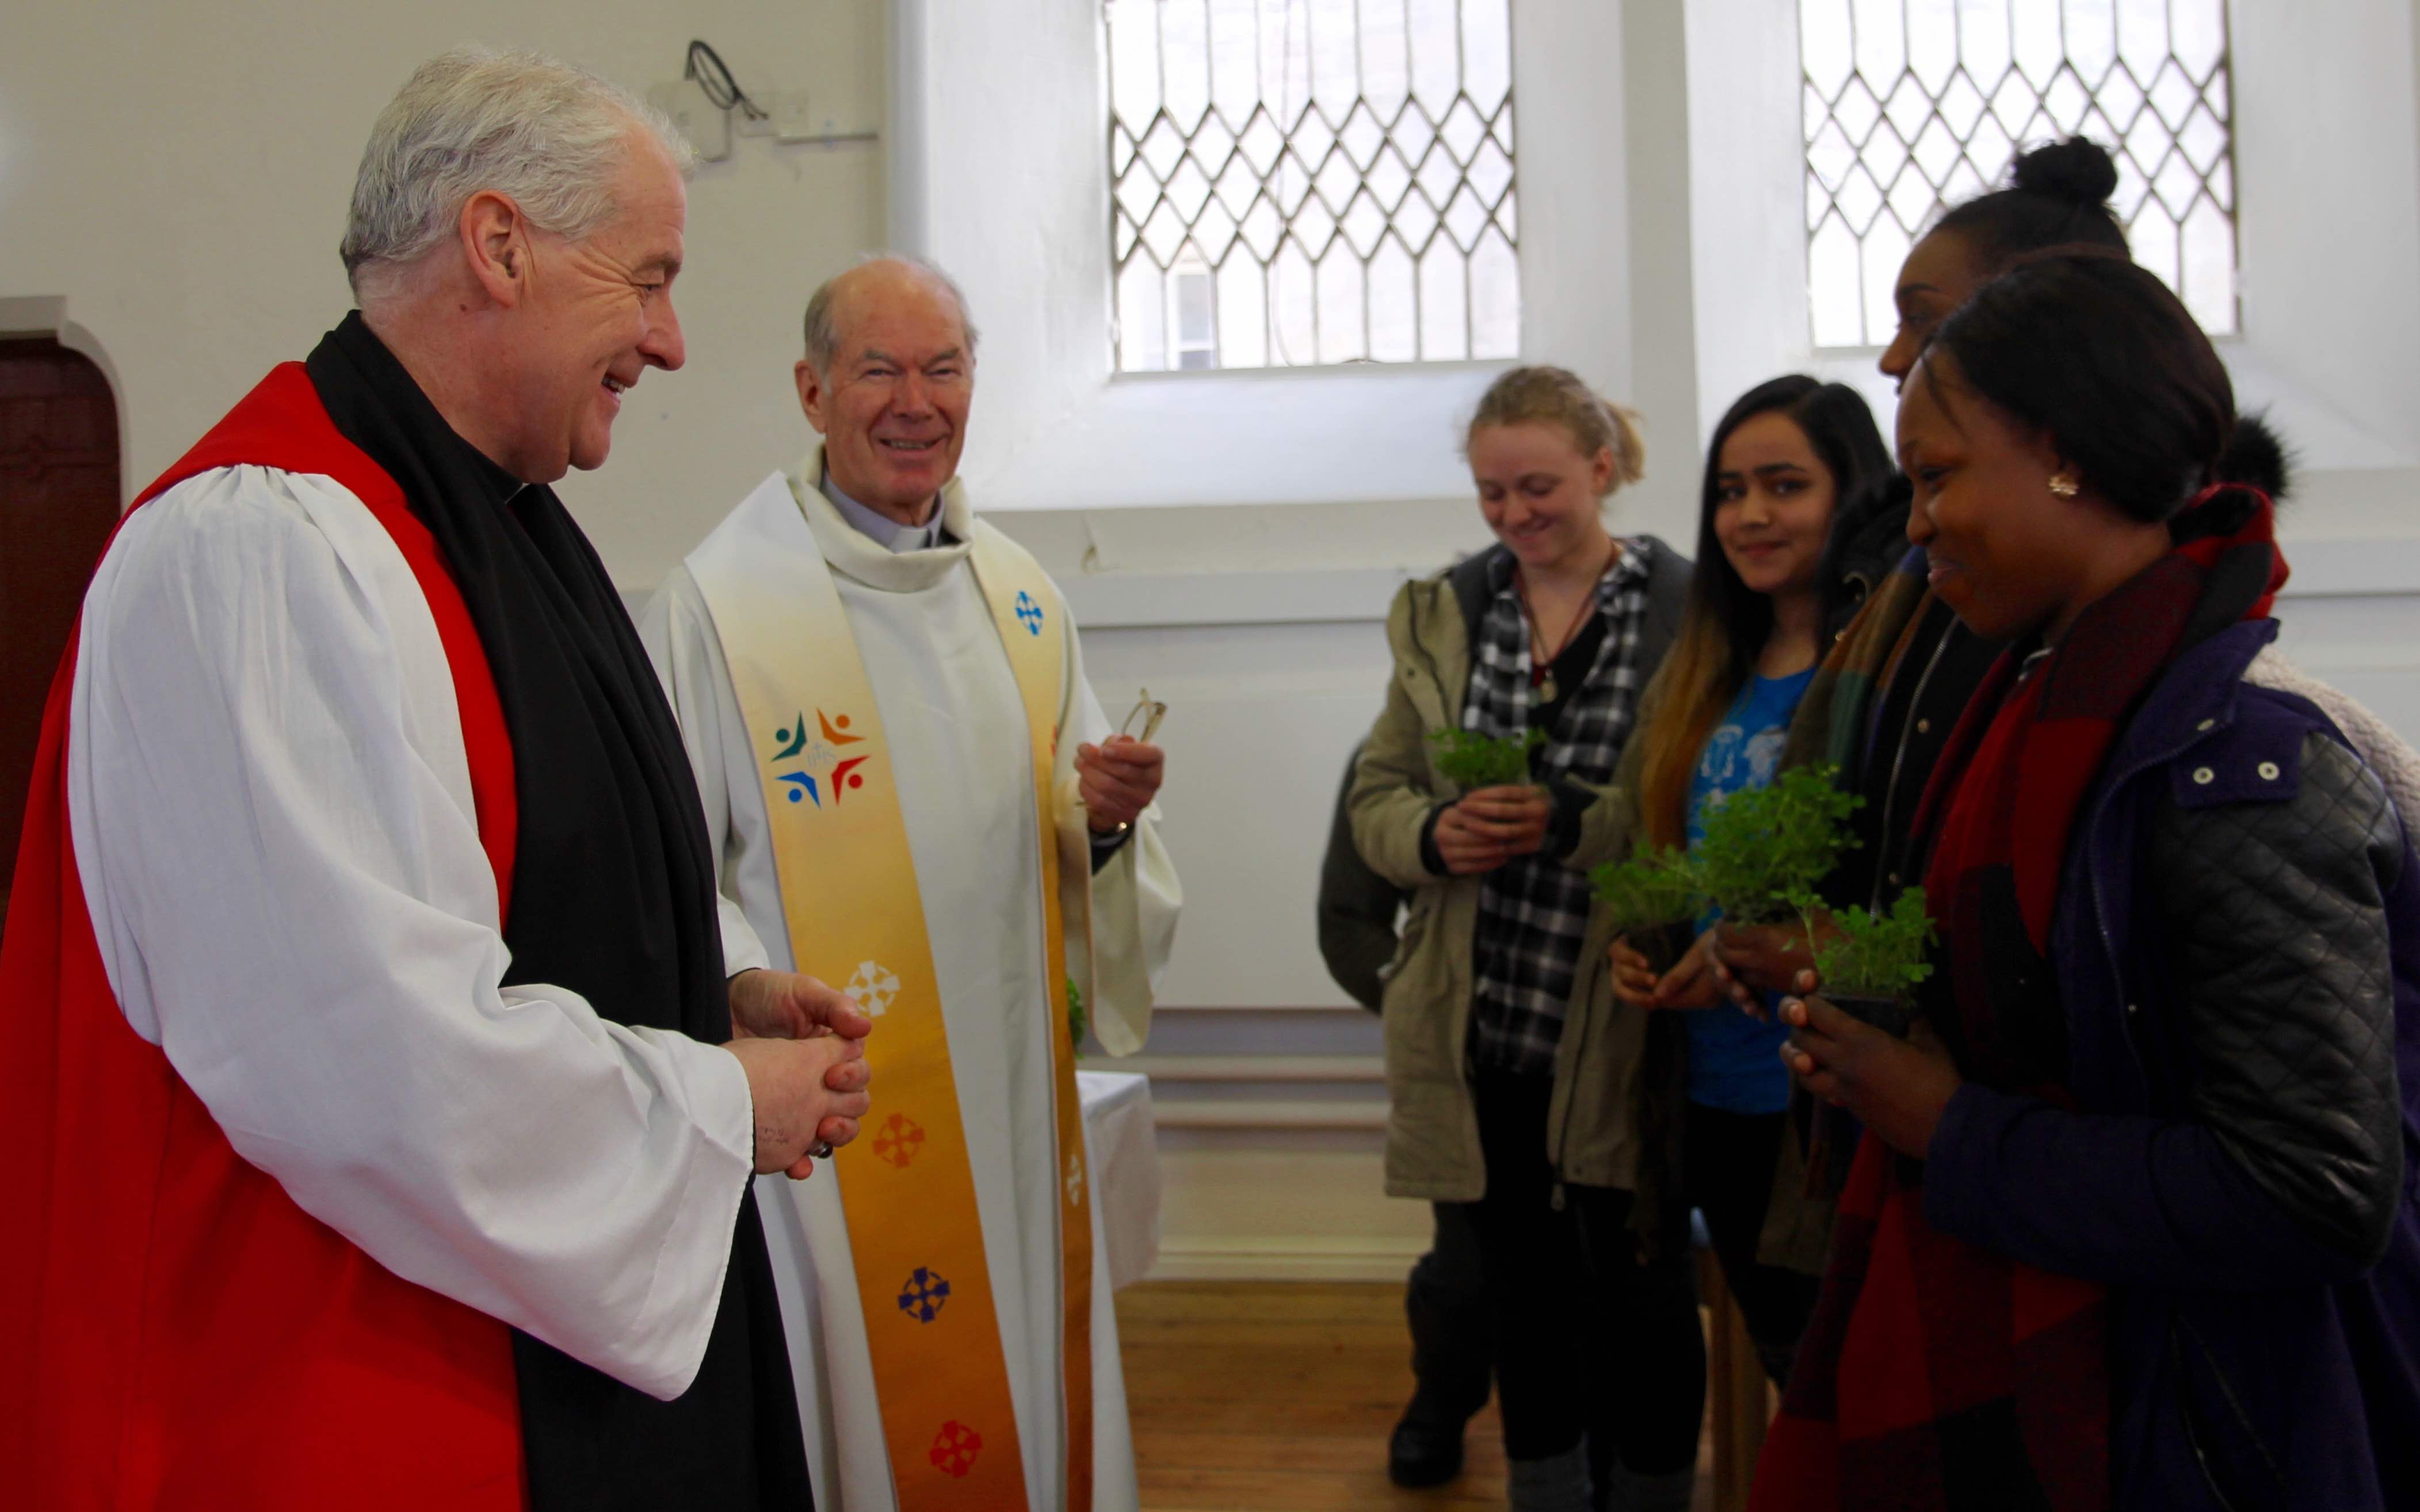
[1,337,121,923]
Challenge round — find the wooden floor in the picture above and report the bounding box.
[1119,1281,1715,1512]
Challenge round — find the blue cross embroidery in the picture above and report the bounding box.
[897,1266,951,1323]
[1014,591,1044,637]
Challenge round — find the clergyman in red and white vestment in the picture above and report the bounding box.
[0,316,818,1509]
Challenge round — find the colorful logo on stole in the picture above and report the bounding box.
[769,708,871,807]
[1013,590,1045,636]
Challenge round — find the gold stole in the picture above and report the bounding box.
[689,476,1093,1511]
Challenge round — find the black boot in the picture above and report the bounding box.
[1388,1408,1468,1488]
[1391,1206,1492,1487]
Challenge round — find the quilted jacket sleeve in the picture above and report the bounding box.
[1925,731,2408,1286]
[2146,730,2406,1266]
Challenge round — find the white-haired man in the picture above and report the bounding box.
[642,257,1181,1511]
[0,48,868,1510]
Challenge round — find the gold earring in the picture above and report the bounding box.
[2048,474,2079,498]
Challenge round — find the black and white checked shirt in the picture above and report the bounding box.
[1462,539,1658,1074]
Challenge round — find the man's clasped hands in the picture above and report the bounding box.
[722,724,1170,1182]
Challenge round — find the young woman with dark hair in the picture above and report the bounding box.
[1750,248,2420,1512]
[1598,377,1892,1400]
[1631,379,1898,875]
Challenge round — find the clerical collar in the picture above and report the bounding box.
[819,466,948,553]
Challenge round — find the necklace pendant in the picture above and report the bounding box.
[1536,672,1557,704]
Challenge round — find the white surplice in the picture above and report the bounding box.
[65,465,757,1398]
[639,449,1179,1512]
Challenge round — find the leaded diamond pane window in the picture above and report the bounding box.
[1801,0,2239,346]
[1107,0,1520,373]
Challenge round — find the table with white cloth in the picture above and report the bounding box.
[1077,1068,1162,1290]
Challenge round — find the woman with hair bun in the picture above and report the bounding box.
[1349,366,1701,1511]
[1751,247,2420,1512]
[1883,137,2304,516]
[1877,135,2128,381]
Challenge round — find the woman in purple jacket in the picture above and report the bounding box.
[1750,249,2420,1512]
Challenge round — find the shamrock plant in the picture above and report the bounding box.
[1813,887,1937,1007]
[1590,843,1708,976]
[1590,845,1707,933]
[1690,763,1863,926]
[1428,727,1545,789]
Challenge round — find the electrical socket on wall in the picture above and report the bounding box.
[769,91,818,143]
[644,79,730,162]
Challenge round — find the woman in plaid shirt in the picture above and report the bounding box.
[1349,366,1696,1512]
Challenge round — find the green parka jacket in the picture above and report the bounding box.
[1348,539,1691,1203]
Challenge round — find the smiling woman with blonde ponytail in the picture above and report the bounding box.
[1347,365,1700,1511]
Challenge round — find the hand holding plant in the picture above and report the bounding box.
[1779,991,1963,1158]
[1610,930,1724,1010]
[1710,912,1837,1003]
[1434,785,1552,874]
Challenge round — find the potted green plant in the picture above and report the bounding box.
[1590,845,1707,976]
[1427,726,1545,790]
[1810,888,1936,1038]
[1689,763,1863,926]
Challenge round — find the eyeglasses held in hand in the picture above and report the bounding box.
[1121,690,1167,744]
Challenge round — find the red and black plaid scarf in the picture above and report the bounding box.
[1751,489,2286,1512]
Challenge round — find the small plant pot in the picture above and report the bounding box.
[1824,991,1915,1039]
[1623,920,1696,979]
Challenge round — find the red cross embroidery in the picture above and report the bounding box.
[873,1113,926,1169]
[929,1420,982,1478]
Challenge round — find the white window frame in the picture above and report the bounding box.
[888,1,1666,517]
[1684,0,2420,517]
[1165,256,1217,372]
[1794,0,2244,349]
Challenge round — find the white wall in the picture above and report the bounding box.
[0,0,886,589]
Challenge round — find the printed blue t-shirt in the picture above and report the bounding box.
[1683,665,1817,1114]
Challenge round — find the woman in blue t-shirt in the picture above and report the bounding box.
[1605,375,1892,1388]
